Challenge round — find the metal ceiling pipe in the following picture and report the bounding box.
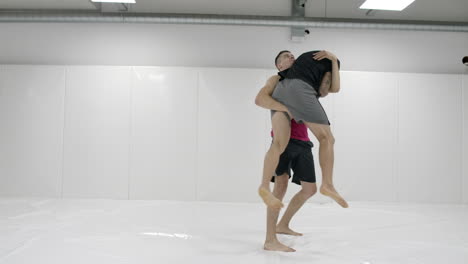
[0,10,467,32]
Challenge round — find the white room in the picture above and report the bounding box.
[0,0,468,263]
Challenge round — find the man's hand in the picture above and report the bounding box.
[319,89,329,98]
[313,50,337,61]
[255,75,292,113]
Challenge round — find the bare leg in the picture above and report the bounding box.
[258,112,290,210]
[264,174,295,252]
[304,122,348,208]
[277,182,317,236]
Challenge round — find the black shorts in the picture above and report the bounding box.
[271,138,316,185]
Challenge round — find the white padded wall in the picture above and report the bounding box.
[62,66,131,199]
[397,73,462,203]
[129,67,198,200]
[0,65,465,204]
[463,74,468,204]
[197,68,268,202]
[0,66,65,197]
[334,71,399,202]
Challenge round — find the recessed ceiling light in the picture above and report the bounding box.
[359,0,415,11]
[91,0,136,3]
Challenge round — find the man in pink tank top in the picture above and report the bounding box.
[255,83,318,252]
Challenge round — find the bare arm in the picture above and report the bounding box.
[318,72,331,97]
[329,58,340,93]
[254,75,289,113]
[313,50,341,93]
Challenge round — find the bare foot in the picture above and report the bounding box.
[264,240,296,252]
[276,226,303,236]
[258,187,283,210]
[320,185,349,208]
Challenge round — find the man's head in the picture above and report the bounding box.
[275,50,295,71]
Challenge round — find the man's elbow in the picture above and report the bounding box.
[254,95,262,106]
[330,87,340,93]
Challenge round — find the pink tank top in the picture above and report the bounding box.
[271,119,310,141]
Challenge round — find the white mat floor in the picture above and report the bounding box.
[1,198,467,264]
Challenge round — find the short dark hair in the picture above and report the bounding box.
[275,50,290,66]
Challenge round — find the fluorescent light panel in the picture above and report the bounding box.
[359,0,415,11]
[91,0,136,3]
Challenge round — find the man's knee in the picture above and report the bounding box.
[273,175,288,198]
[276,175,288,188]
[317,131,335,145]
[300,184,317,199]
[271,112,291,152]
[271,138,288,154]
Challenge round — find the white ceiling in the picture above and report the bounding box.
[0,0,467,23]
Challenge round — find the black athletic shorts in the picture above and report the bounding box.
[271,138,316,185]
